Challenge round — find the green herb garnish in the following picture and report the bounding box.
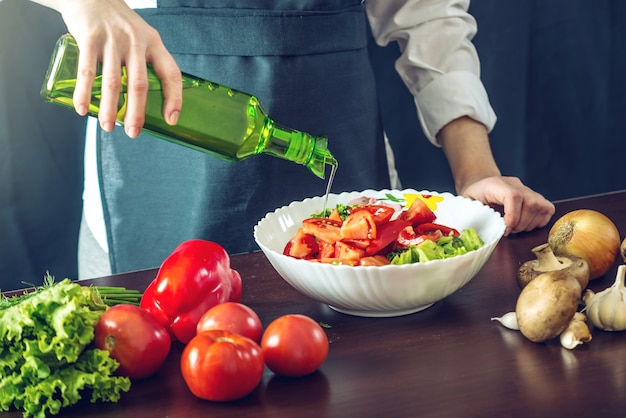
[311,203,354,221]
[380,193,404,202]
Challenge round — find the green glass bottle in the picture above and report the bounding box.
[40,34,336,179]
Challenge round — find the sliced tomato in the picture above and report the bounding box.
[351,205,395,225]
[359,255,391,266]
[400,197,436,225]
[284,228,318,259]
[328,208,343,223]
[317,240,337,259]
[396,226,442,248]
[335,241,365,261]
[343,239,371,250]
[414,222,460,237]
[340,209,377,241]
[302,218,342,243]
[365,219,411,255]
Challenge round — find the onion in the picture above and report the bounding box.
[548,209,620,280]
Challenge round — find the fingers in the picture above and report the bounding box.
[73,35,181,137]
[500,192,523,237]
[73,37,98,118]
[149,45,182,126]
[160,67,182,126]
[98,41,123,133]
[502,194,550,236]
[72,33,124,133]
[497,178,555,236]
[508,193,554,235]
[462,176,555,236]
[57,1,181,136]
[100,37,181,136]
[123,43,149,138]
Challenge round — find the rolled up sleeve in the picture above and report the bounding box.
[366,0,497,145]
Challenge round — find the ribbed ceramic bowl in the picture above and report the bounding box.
[254,189,505,317]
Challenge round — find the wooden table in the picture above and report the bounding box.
[5,191,626,418]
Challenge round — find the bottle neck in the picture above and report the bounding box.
[261,120,336,179]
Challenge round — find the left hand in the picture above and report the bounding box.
[460,176,555,236]
[438,116,555,236]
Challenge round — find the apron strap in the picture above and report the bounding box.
[139,5,367,56]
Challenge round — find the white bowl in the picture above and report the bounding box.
[254,189,505,317]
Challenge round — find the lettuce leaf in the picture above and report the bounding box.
[0,279,131,418]
[388,227,484,265]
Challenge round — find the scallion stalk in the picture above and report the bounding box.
[92,286,142,306]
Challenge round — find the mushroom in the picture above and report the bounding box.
[517,243,590,290]
[516,269,582,343]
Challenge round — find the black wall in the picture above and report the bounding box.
[371,0,626,200]
[0,0,85,291]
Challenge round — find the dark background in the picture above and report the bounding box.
[372,0,626,196]
[1,0,625,290]
[0,0,85,291]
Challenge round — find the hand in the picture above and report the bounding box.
[438,116,555,236]
[33,0,182,137]
[460,176,555,236]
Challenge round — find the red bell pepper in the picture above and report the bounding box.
[413,222,460,237]
[139,239,242,344]
[365,219,412,255]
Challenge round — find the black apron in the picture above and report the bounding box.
[98,0,390,273]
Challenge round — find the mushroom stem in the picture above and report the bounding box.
[517,243,589,289]
[531,243,572,271]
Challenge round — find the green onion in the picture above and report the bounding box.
[1,273,142,310]
[92,286,142,306]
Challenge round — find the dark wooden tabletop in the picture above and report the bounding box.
[5,190,626,418]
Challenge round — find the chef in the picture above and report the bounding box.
[29,0,554,278]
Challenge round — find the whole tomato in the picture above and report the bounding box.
[196,302,263,343]
[95,304,171,380]
[261,314,329,377]
[181,330,264,402]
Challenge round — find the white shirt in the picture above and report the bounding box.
[84,0,496,252]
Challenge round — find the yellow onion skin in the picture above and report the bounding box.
[548,209,620,280]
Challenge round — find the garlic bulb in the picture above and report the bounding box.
[583,265,626,331]
[559,312,592,349]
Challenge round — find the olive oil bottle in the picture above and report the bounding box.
[41,34,336,179]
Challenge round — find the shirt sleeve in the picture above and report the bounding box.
[365,0,497,145]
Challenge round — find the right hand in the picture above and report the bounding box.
[34,0,182,137]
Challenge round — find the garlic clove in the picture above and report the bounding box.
[559,312,592,350]
[491,312,520,330]
[560,331,587,350]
